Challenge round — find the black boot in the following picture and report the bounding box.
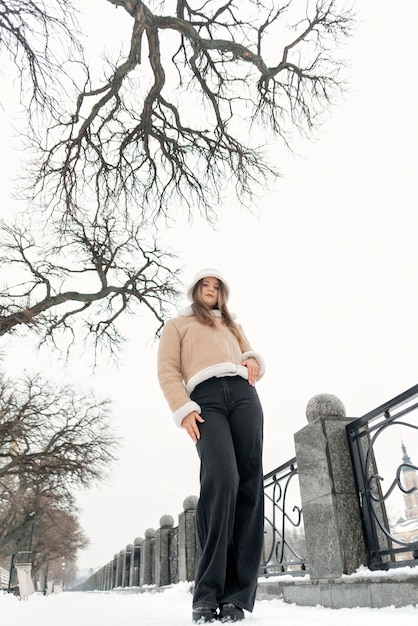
[219,604,245,622]
[192,606,218,623]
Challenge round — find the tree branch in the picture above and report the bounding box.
[0,214,181,351]
[27,0,354,220]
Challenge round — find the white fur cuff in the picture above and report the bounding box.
[242,351,266,378]
[173,400,201,428]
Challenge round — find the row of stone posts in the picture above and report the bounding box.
[75,495,198,591]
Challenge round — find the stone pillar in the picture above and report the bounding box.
[178,495,198,582]
[155,515,176,587]
[130,537,143,587]
[104,561,112,590]
[115,549,125,587]
[122,544,133,587]
[111,554,118,589]
[140,528,156,586]
[98,567,105,591]
[294,393,367,580]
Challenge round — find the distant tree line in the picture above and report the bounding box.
[0,370,118,579]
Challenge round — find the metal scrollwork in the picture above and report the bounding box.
[261,458,307,576]
[347,384,418,569]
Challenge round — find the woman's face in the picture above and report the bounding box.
[200,276,220,308]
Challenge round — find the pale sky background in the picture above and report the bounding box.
[1,0,418,572]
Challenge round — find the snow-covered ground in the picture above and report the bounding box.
[1,581,417,626]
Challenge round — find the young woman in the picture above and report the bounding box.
[157,268,265,623]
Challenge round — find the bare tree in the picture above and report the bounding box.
[0,369,118,486]
[0,0,82,117]
[0,485,89,579]
[30,505,88,575]
[0,369,118,575]
[1,1,354,346]
[0,212,181,351]
[30,0,354,221]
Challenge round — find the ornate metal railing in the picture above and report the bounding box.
[346,383,418,570]
[261,457,307,576]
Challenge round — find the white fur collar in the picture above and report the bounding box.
[178,306,235,319]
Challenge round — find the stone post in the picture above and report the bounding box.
[98,567,104,591]
[155,515,176,587]
[104,561,112,590]
[140,528,156,586]
[115,549,125,588]
[122,544,133,587]
[130,537,143,587]
[178,495,198,582]
[294,393,367,580]
[111,554,117,589]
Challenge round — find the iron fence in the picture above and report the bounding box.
[261,457,307,576]
[346,383,418,570]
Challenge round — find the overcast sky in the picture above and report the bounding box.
[1,0,418,571]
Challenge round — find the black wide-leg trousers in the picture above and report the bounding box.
[190,376,264,612]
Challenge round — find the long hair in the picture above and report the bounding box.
[190,279,244,346]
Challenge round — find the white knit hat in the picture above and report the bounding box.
[186,268,230,302]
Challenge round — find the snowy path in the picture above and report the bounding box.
[1,583,417,626]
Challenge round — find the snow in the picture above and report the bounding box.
[340,564,418,579]
[1,582,417,626]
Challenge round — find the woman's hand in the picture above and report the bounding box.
[181,411,205,443]
[242,356,260,386]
